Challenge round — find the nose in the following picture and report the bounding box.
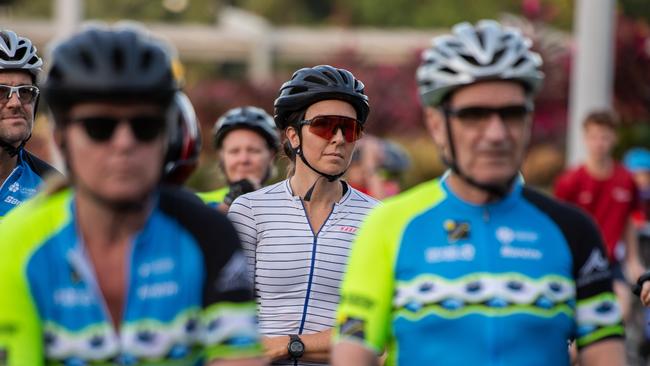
[330,126,346,144]
[4,91,22,108]
[482,113,508,142]
[110,121,138,148]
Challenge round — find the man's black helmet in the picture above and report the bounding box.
[273,65,369,130]
[43,24,179,114]
[213,106,279,152]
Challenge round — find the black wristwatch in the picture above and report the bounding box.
[633,271,650,296]
[287,334,305,360]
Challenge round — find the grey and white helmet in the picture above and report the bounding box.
[0,30,43,77]
[417,20,544,106]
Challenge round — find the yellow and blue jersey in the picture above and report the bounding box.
[335,177,623,366]
[0,186,261,365]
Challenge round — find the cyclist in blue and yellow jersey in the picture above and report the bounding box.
[197,106,279,213]
[332,20,624,366]
[0,24,264,365]
[0,29,61,219]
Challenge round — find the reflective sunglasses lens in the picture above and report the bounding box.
[0,85,11,100]
[17,86,38,103]
[309,116,361,142]
[129,116,166,142]
[80,117,120,142]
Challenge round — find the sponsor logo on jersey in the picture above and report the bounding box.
[137,281,179,300]
[138,258,175,278]
[496,226,542,260]
[3,196,20,205]
[577,249,611,287]
[443,219,470,242]
[54,287,95,307]
[339,316,366,341]
[612,187,632,202]
[339,225,357,233]
[7,182,19,193]
[426,244,475,263]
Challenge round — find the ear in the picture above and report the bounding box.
[424,106,447,147]
[53,127,66,152]
[286,126,300,149]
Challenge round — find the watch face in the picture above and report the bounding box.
[289,340,304,353]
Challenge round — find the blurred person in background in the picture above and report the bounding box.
[332,20,624,366]
[554,110,644,323]
[623,147,650,361]
[228,65,379,365]
[346,136,410,199]
[0,24,264,365]
[0,29,60,219]
[198,106,279,213]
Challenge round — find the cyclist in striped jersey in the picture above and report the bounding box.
[228,65,380,366]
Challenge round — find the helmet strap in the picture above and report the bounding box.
[0,133,30,158]
[292,128,346,201]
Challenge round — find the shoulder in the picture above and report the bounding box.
[522,186,599,236]
[555,165,584,185]
[345,186,381,209]
[360,179,446,229]
[22,150,63,179]
[158,186,240,256]
[0,188,73,268]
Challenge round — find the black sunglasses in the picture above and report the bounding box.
[70,116,166,143]
[0,84,39,104]
[444,104,533,124]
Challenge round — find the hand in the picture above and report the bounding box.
[642,282,650,307]
[262,335,290,362]
[223,179,260,205]
[627,260,646,285]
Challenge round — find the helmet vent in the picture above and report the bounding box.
[140,49,153,69]
[112,47,125,72]
[337,70,349,83]
[322,70,338,83]
[79,50,95,70]
[304,75,327,85]
[288,86,307,95]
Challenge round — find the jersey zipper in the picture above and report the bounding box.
[297,201,336,337]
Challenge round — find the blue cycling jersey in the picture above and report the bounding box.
[335,176,624,366]
[0,186,261,365]
[0,149,48,218]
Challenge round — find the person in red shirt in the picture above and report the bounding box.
[555,109,644,322]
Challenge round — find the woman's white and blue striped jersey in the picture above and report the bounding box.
[228,179,379,366]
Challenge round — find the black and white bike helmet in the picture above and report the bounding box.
[0,30,43,156]
[417,19,544,107]
[0,29,43,80]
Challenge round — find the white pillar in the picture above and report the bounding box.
[566,0,616,166]
[55,0,83,39]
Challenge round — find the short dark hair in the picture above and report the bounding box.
[583,109,619,130]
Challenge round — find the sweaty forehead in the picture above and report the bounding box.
[0,70,33,86]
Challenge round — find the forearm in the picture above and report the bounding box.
[578,339,625,366]
[209,358,267,366]
[331,342,379,366]
[298,328,333,362]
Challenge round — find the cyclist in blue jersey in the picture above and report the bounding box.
[0,29,61,218]
[332,20,624,366]
[0,24,264,365]
[198,106,279,212]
